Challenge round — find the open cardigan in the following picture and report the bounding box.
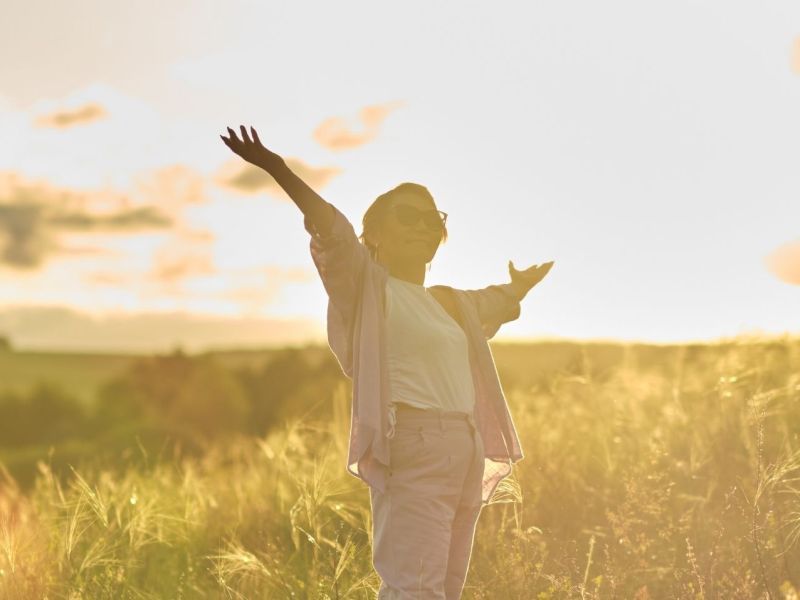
[304,203,525,505]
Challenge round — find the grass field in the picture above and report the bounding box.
[0,336,799,598]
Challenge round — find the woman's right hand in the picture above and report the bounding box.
[220,125,285,172]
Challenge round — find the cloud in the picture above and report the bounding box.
[149,262,315,313]
[34,103,108,128]
[215,158,341,198]
[793,37,800,75]
[0,171,174,269]
[149,232,216,284]
[1,84,223,195]
[133,164,208,213]
[0,305,324,353]
[48,206,171,230]
[765,240,800,285]
[81,249,313,319]
[78,224,217,290]
[81,251,213,292]
[85,271,129,286]
[151,255,214,283]
[313,101,405,150]
[219,265,314,314]
[0,202,50,268]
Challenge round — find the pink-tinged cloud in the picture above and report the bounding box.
[134,165,208,213]
[85,271,130,286]
[34,103,108,128]
[216,158,341,199]
[83,258,214,291]
[313,101,405,150]
[765,240,800,285]
[83,263,316,319]
[149,234,216,284]
[793,37,800,74]
[221,265,315,313]
[83,227,216,287]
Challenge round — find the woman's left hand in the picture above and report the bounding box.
[508,260,554,299]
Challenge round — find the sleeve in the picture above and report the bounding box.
[461,283,522,339]
[303,203,370,327]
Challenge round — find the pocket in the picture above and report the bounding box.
[389,426,423,472]
[389,425,446,475]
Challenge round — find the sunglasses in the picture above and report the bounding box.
[391,204,448,230]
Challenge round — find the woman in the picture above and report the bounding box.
[220,125,553,599]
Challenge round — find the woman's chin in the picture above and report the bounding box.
[399,252,435,266]
[416,249,437,263]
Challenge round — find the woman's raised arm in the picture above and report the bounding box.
[220,125,334,236]
[221,124,369,348]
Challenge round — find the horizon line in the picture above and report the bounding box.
[2,331,798,357]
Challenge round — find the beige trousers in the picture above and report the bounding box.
[370,403,485,599]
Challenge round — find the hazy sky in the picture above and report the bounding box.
[1,0,798,352]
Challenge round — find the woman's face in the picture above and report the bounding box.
[374,192,445,266]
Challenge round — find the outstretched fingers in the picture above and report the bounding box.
[508,260,555,284]
[221,124,272,165]
[530,262,554,282]
[239,124,252,144]
[220,124,261,145]
[222,126,240,145]
[250,126,261,145]
[525,262,554,276]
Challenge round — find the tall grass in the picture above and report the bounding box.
[1,337,799,598]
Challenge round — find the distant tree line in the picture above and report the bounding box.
[0,347,349,487]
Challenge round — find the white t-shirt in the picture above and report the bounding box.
[384,275,475,415]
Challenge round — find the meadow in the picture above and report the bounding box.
[0,336,798,599]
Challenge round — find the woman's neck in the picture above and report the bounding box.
[380,257,426,286]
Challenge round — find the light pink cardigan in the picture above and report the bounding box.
[304,203,524,505]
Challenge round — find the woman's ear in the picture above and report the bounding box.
[364,230,380,251]
[366,216,388,249]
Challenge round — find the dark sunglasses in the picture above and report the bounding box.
[391,204,448,230]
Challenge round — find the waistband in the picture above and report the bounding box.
[387,402,476,439]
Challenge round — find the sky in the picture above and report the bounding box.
[0,0,798,352]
